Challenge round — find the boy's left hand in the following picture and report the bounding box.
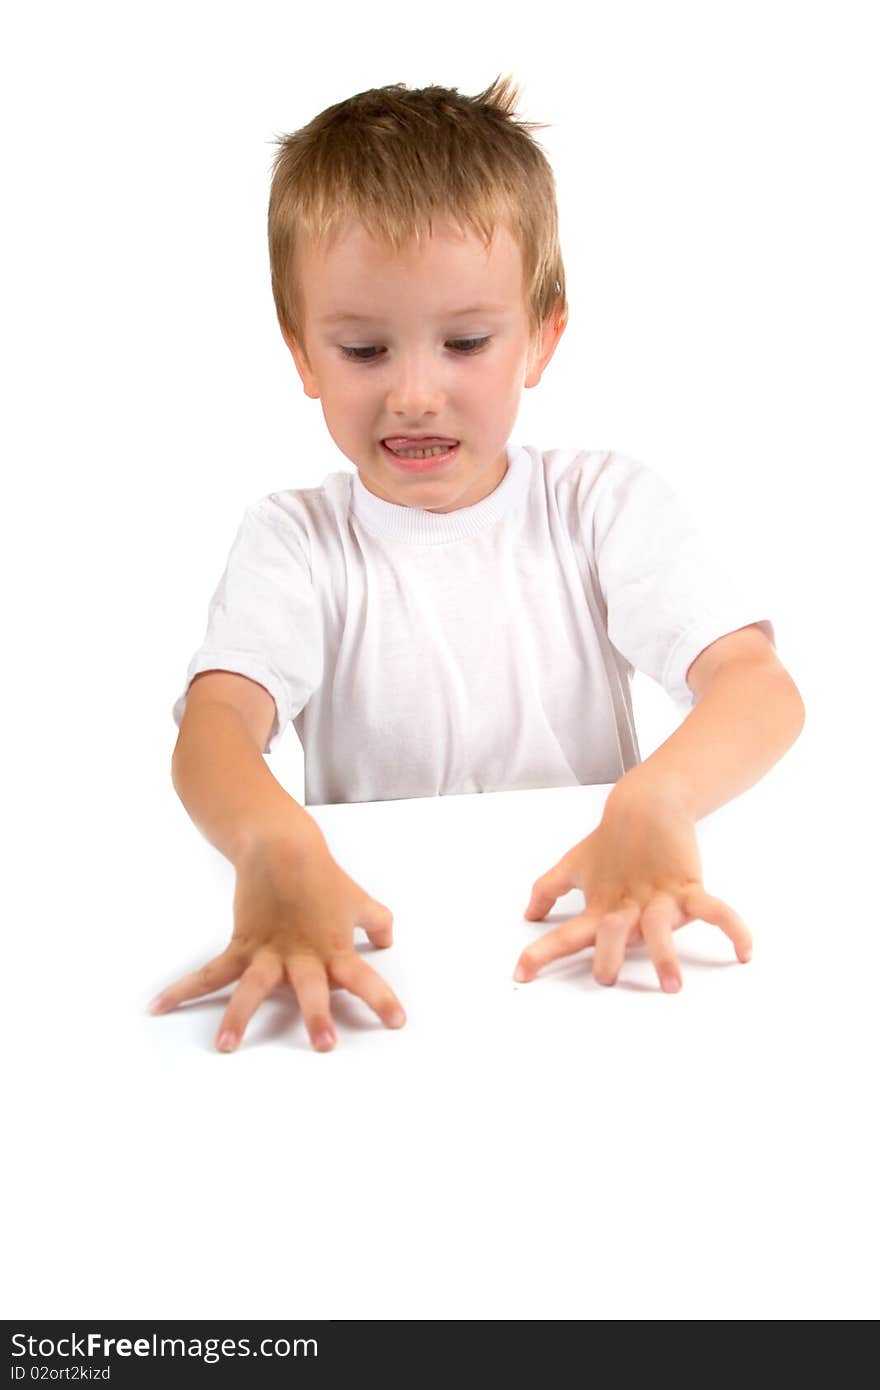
[513,775,753,993]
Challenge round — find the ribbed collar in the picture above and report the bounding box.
[350,441,532,543]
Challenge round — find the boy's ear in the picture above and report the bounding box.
[524,306,568,388]
[281,327,321,400]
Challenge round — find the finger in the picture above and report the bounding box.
[681,886,753,962]
[514,907,603,982]
[591,901,644,987]
[286,956,336,1052]
[327,952,406,1029]
[354,896,395,949]
[215,951,285,1052]
[524,854,579,920]
[638,894,684,993]
[147,945,247,1014]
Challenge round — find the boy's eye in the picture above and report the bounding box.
[339,336,492,363]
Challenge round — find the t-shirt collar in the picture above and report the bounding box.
[350,440,531,543]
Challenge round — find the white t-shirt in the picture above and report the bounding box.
[172,442,775,806]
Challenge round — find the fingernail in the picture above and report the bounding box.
[147,993,166,1014]
[742,948,752,962]
[216,1031,238,1051]
[388,1009,406,1028]
[514,965,527,983]
[314,1030,335,1051]
[662,976,681,993]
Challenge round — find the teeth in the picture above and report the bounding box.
[387,443,456,459]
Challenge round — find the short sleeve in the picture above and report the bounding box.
[592,453,776,714]
[171,498,324,754]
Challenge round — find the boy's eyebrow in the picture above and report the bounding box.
[319,304,509,324]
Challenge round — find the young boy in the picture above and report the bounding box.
[150,76,805,1054]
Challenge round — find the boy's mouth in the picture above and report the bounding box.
[381,439,460,473]
[383,436,459,454]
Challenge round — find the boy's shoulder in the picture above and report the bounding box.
[539,443,665,483]
[538,443,628,488]
[533,444,674,522]
[244,474,349,529]
[236,474,353,561]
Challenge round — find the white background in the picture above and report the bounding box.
[3,0,877,1321]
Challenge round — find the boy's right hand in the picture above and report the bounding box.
[148,835,406,1053]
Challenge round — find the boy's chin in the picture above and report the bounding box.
[357,470,451,507]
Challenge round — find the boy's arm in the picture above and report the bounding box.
[513,633,805,991]
[172,674,326,867]
[161,678,405,1051]
[611,625,805,821]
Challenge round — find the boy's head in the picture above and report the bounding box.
[267,76,568,513]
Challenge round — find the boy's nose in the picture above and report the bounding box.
[385,356,447,416]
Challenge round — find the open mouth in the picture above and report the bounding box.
[381,440,460,473]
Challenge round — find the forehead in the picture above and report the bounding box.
[300,218,526,320]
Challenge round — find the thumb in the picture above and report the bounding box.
[355,896,395,948]
[524,857,577,920]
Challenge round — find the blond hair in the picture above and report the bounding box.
[267,75,568,367]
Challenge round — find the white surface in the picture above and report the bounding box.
[8,758,877,1320]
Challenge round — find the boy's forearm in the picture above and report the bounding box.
[610,661,806,823]
[171,704,326,866]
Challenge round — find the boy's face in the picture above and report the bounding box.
[282,218,566,513]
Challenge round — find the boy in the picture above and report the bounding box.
[150,76,805,1054]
